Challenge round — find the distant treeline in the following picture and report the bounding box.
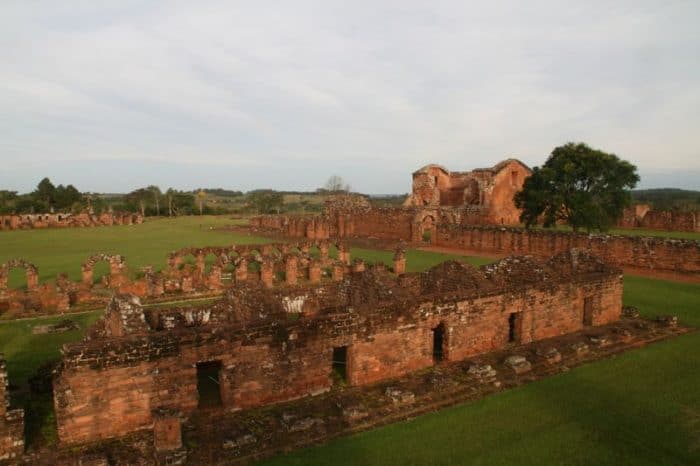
[0,177,409,216]
[631,189,700,212]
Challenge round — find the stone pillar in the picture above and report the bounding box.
[309,260,322,283]
[393,248,406,275]
[235,259,248,282]
[195,254,206,277]
[285,255,298,286]
[261,260,274,288]
[319,241,330,261]
[332,264,344,281]
[0,270,7,291]
[26,267,39,291]
[262,244,273,256]
[338,243,350,265]
[81,264,93,286]
[208,265,223,291]
[153,409,182,452]
[352,259,365,273]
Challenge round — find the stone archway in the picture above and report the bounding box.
[82,254,125,286]
[0,259,39,291]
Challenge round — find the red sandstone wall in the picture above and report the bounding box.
[434,225,700,275]
[55,272,621,445]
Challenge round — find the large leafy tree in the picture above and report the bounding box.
[514,143,640,232]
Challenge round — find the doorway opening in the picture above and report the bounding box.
[508,312,522,343]
[332,346,348,385]
[432,323,445,362]
[196,360,222,408]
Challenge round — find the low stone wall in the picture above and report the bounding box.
[434,224,700,275]
[0,212,143,231]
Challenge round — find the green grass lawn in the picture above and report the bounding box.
[0,216,269,286]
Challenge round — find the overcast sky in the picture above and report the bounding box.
[1,1,698,194]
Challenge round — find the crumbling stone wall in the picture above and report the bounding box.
[0,212,143,231]
[434,224,700,276]
[617,204,698,232]
[54,250,622,445]
[0,354,24,461]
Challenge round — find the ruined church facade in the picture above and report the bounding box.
[403,159,532,225]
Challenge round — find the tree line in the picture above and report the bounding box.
[0,175,355,216]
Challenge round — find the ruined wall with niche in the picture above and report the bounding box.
[0,212,143,231]
[53,249,622,445]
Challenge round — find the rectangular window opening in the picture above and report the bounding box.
[332,346,348,385]
[196,360,222,408]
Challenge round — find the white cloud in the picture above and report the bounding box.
[0,0,698,192]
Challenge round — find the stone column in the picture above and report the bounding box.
[319,241,330,261]
[261,260,274,288]
[352,259,365,273]
[393,248,406,275]
[332,264,344,281]
[26,267,39,291]
[235,259,248,282]
[81,264,93,286]
[195,254,205,277]
[338,243,350,265]
[285,255,298,286]
[208,265,223,291]
[309,260,321,283]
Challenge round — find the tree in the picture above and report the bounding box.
[33,177,56,210]
[54,184,83,210]
[196,190,207,215]
[246,190,284,214]
[322,175,351,193]
[125,188,151,216]
[147,185,162,216]
[514,142,640,232]
[166,188,175,216]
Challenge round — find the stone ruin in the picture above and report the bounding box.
[0,354,24,461]
[618,203,699,233]
[402,159,532,225]
[0,211,143,231]
[0,240,360,318]
[52,248,623,447]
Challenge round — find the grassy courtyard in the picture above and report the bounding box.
[0,217,698,463]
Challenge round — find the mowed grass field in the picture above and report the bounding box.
[0,217,699,463]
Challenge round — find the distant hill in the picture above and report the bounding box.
[631,188,700,211]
